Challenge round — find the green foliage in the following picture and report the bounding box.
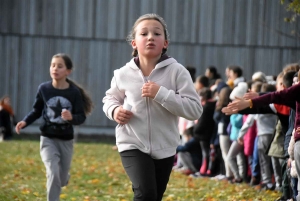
[0,141,282,201]
[281,0,300,22]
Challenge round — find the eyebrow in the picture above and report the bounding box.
[140,27,162,30]
[51,62,64,65]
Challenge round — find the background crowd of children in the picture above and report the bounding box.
[173,63,300,201]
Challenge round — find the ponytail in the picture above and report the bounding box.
[67,79,93,115]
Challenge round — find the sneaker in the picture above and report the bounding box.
[189,172,203,178]
[173,166,186,172]
[206,169,212,177]
[211,174,226,180]
[230,178,243,184]
[172,166,180,171]
[250,176,260,186]
[261,183,275,191]
[225,176,234,182]
[181,169,194,176]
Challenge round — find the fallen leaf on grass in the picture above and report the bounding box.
[21,189,30,194]
[87,179,100,184]
[165,194,175,201]
[60,194,67,199]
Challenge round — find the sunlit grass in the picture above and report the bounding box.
[0,140,281,201]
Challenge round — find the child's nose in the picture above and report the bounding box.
[148,33,154,40]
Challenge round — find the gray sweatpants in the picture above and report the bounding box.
[40,136,74,201]
[227,140,246,180]
[219,135,233,178]
[294,141,300,201]
[271,157,284,187]
[257,134,273,185]
[178,152,198,172]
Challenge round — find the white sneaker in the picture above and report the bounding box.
[189,172,202,178]
[211,174,226,180]
[173,167,186,172]
[172,165,183,171]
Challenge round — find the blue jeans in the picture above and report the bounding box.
[252,136,260,177]
[291,177,298,200]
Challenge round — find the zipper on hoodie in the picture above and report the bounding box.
[139,70,153,156]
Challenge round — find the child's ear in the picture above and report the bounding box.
[163,40,169,49]
[66,69,72,76]
[131,40,137,49]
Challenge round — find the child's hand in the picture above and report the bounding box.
[15,121,27,134]
[226,97,250,112]
[113,106,133,125]
[141,81,160,99]
[287,158,292,168]
[237,138,244,145]
[221,107,237,115]
[243,90,258,100]
[61,109,72,121]
[296,127,300,134]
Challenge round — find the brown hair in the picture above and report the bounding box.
[198,87,212,101]
[261,83,276,93]
[52,53,94,115]
[277,72,284,80]
[0,95,13,116]
[126,13,170,57]
[251,81,263,93]
[227,65,243,77]
[283,63,300,74]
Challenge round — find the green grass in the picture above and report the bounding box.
[0,140,281,201]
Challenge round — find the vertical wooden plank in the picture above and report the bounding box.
[214,0,225,44]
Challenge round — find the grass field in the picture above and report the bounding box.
[0,139,281,201]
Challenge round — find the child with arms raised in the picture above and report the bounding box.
[223,68,300,200]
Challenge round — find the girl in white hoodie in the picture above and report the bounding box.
[103,13,202,201]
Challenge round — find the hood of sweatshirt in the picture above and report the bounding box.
[133,54,171,68]
[127,54,176,72]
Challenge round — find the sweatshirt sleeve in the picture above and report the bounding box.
[103,73,125,121]
[288,129,295,160]
[68,89,86,125]
[23,87,44,126]
[238,114,255,139]
[153,67,203,120]
[252,84,299,109]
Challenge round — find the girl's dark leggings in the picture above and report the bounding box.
[120,149,175,201]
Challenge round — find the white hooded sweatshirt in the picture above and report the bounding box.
[103,57,203,159]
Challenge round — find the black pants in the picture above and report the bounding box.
[120,149,175,201]
[281,160,292,199]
